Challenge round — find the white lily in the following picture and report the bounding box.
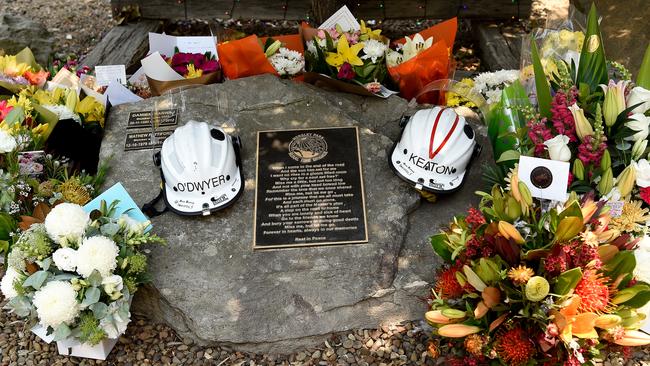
[625,113,650,142]
[402,33,433,62]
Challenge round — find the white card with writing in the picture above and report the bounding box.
[319,5,360,31]
[176,36,218,57]
[517,156,570,202]
[105,80,143,106]
[141,52,184,81]
[149,32,218,59]
[94,65,127,86]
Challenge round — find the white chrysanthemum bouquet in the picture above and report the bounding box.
[1,200,164,345]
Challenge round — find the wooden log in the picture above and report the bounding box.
[232,0,287,19]
[111,0,186,20]
[186,0,234,19]
[82,20,163,74]
[384,0,426,19]
[426,0,532,19]
[285,0,311,20]
[475,23,519,71]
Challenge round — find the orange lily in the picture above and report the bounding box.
[551,295,598,343]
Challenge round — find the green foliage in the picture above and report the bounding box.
[577,3,608,94]
[637,44,650,89]
[77,312,107,345]
[127,253,148,275]
[554,268,583,296]
[530,39,552,119]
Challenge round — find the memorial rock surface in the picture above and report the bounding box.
[99,74,491,353]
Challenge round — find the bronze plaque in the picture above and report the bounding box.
[253,127,368,249]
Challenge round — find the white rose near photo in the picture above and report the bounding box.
[633,159,650,188]
[627,86,650,114]
[75,236,119,278]
[544,135,571,162]
[32,281,80,328]
[44,203,90,246]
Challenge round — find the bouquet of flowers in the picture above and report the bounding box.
[0,149,108,257]
[1,200,164,348]
[426,177,650,365]
[303,20,390,96]
[0,48,49,93]
[141,47,222,96]
[483,4,650,205]
[386,18,457,104]
[218,34,305,80]
[264,38,305,77]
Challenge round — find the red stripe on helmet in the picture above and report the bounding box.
[428,108,445,159]
[429,109,459,159]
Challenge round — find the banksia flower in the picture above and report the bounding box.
[58,178,91,205]
[434,265,465,299]
[508,265,534,285]
[464,334,487,357]
[495,326,536,366]
[574,269,610,313]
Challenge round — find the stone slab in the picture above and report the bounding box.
[99,74,489,353]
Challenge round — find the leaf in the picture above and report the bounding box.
[87,270,102,288]
[0,213,16,240]
[530,39,552,119]
[496,150,521,163]
[2,106,25,126]
[90,302,109,319]
[8,296,32,317]
[37,257,52,272]
[23,270,49,290]
[53,324,71,341]
[554,268,583,296]
[100,223,120,237]
[623,290,650,308]
[576,3,608,93]
[554,217,583,242]
[637,44,650,89]
[431,234,452,262]
[558,201,583,222]
[82,287,101,307]
[18,203,51,231]
[604,251,636,280]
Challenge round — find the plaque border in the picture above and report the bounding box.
[253,126,369,250]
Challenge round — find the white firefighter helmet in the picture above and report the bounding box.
[143,120,244,216]
[389,107,480,194]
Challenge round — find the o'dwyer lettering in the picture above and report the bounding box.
[175,175,226,192]
[408,153,456,174]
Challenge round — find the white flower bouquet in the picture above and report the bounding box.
[1,200,164,358]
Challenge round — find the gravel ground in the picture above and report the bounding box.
[0,0,114,57]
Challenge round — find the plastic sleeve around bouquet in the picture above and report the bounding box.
[146,70,222,97]
[388,18,458,104]
[0,48,44,94]
[485,81,531,167]
[218,35,298,80]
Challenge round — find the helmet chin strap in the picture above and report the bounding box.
[141,188,168,218]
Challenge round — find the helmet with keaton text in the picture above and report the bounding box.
[389,107,481,194]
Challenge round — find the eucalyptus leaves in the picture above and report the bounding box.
[1,200,164,345]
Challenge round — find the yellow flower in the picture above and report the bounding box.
[0,55,31,77]
[609,200,650,233]
[185,64,203,79]
[326,35,364,68]
[58,178,91,205]
[360,20,382,41]
[7,93,33,116]
[508,265,534,285]
[76,96,105,127]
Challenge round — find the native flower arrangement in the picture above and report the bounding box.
[0,48,49,93]
[264,39,305,77]
[426,176,650,365]
[305,21,389,93]
[1,200,164,345]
